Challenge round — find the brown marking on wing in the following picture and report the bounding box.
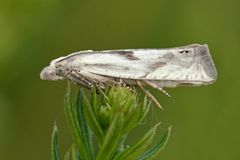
[196,46,217,80]
[150,61,166,70]
[162,52,174,60]
[110,51,140,60]
[83,63,129,70]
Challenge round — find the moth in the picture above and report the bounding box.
[40,44,217,109]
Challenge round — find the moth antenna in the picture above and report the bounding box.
[143,80,171,97]
[158,88,171,97]
[136,81,163,110]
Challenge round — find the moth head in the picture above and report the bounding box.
[55,65,66,77]
[40,57,67,81]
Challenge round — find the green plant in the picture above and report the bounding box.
[51,83,171,160]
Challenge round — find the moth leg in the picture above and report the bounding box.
[72,68,116,89]
[136,81,163,110]
[118,79,135,91]
[71,69,109,95]
[70,76,91,88]
[143,80,171,97]
[119,78,124,86]
[69,70,94,88]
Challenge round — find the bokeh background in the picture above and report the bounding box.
[1,0,240,159]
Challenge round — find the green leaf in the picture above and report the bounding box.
[90,87,99,119]
[114,123,161,160]
[51,122,59,160]
[64,82,94,160]
[83,93,105,142]
[98,104,111,128]
[96,112,124,160]
[137,126,172,160]
[123,96,151,134]
[138,96,151,123]
[57,84,170,160]
[64,150,70,160]
[122,104,141,133]
[114,134,128,155]
[108,88,135,121]
[64,144,81,160]
[74,88,95,157]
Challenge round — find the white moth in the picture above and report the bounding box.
[40,44,217,109]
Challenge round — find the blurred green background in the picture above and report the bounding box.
[0,0,240,159]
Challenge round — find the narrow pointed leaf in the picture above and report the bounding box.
[138,96,151,123]
[122,104,141,133]
[137,126,172,160]
[64,144,81,160]
[114,123,161,160]
[83,94,105,142]
[64,150,70,160]
[73,89,95,157]
[124,97,151,134]
[70,144,81,160]
[96,112,124,160]
[64,82,94,160]
[115,134,128,155]
[51,122,59,160]
[90,87,99,117]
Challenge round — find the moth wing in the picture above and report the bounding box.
[66,45,217,86]
[67,50,161,79]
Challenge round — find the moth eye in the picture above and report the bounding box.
[55,66,65,77]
